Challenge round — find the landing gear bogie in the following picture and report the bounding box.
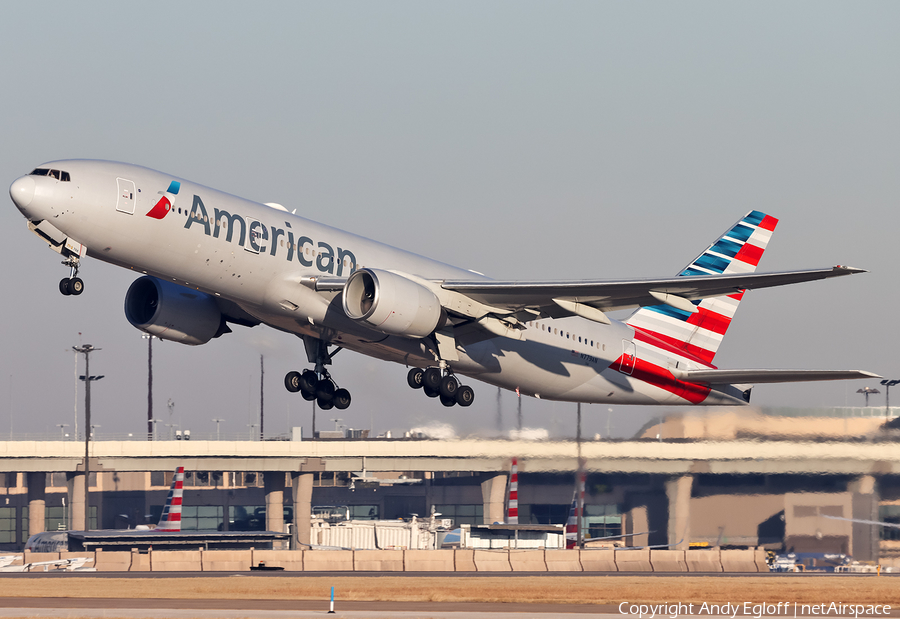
[407,365,475,408]
[283,341,353,410]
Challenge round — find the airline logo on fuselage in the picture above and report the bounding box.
[183,194,357,276]
[145,181,181,220]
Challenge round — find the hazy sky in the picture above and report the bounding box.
[0,2,897,441]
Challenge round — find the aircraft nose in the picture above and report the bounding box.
[9,175,35,212]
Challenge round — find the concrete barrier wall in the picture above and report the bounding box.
[130,549,151,572]
[405,549,455,572]
[754,548,770,572]
[719,549,758,573]
[544,549,582,571]
[151,550,202,572]
[201,550,252,572]
[580,549,617,571]
[354,549,404,571]
[615,549,653,572]
[302,549,354,571]
[473,549,511,572]
[685,548,722,572]
[34,547,773,572]
[252,550,304,571]
[509,549,546,572]
[454,549,477,572]
[650,549,687,572]
[93,551,131,572]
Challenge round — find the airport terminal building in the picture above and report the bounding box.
[1,407,899,564]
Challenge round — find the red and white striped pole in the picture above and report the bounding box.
[507,458,519,524]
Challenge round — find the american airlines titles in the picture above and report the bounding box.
[184,195,357,276]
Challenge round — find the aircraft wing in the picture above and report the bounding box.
[672,369,881,385]
[440,266,865,317]
[823,515,900,529]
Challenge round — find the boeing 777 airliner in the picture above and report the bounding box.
[9,160,878,411]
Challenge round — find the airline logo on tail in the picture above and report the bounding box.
[145,181,181,220]
[628,210,778,366]
[156,466,184,532]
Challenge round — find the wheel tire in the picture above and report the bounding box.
[440,393,457,407]
[69,277,84,295]
[439,375,459,399]
[333,388,351,410]
[407,368,425,389]
[456,385,475,407]
[299,370,319,393]
[59,278,71,296]
[284,371,302,393]
[317,396,334,410]
[423,385,440,398]
[315,379,335,400]
[301,389,316,401]
[423,368,442,391]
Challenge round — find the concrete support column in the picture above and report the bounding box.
[627,505,650,548]
[265,472,286,533]
[665,474,693,550]
[66,472,86,531]
[291,472,314,549]
[26,472,46,537]
[851,474,879,562]
[481,473,508,525]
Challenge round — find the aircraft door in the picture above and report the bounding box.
[618,339,636,375]
[116,178,136,214]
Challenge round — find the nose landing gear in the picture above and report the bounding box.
[407,366,475,408]
[59,256,84,296]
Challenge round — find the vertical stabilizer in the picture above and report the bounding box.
[156,467,184,532]
[626,211,778,365]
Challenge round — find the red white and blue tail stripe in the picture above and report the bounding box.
[626,211,778,366]
[156,467,184,532]
[506,458,519,524]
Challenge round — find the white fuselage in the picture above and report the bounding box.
[11,160,746,406]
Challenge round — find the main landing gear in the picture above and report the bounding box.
[284,368,351,410]
[283,339,351,410]
[407,366,475,408]
[59,256,84,296]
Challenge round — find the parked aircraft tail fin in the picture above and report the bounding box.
[156,466,184,532]
[626,211,778,365]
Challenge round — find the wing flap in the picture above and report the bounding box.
[672,368,880,385]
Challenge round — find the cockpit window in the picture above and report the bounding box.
[30,168,70,181]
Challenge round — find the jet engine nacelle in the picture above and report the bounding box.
[125,276,224,346]
[342,268,443,338]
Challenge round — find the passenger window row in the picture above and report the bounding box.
[528,321,606,351]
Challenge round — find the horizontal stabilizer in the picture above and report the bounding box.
[672,368,881,385]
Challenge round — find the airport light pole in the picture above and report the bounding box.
[857,387,880,408]
[142,334,157,440]
[881,380,900,420]
[74,344,102,531]
[211,418,224,441]
[57,424,68,440]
